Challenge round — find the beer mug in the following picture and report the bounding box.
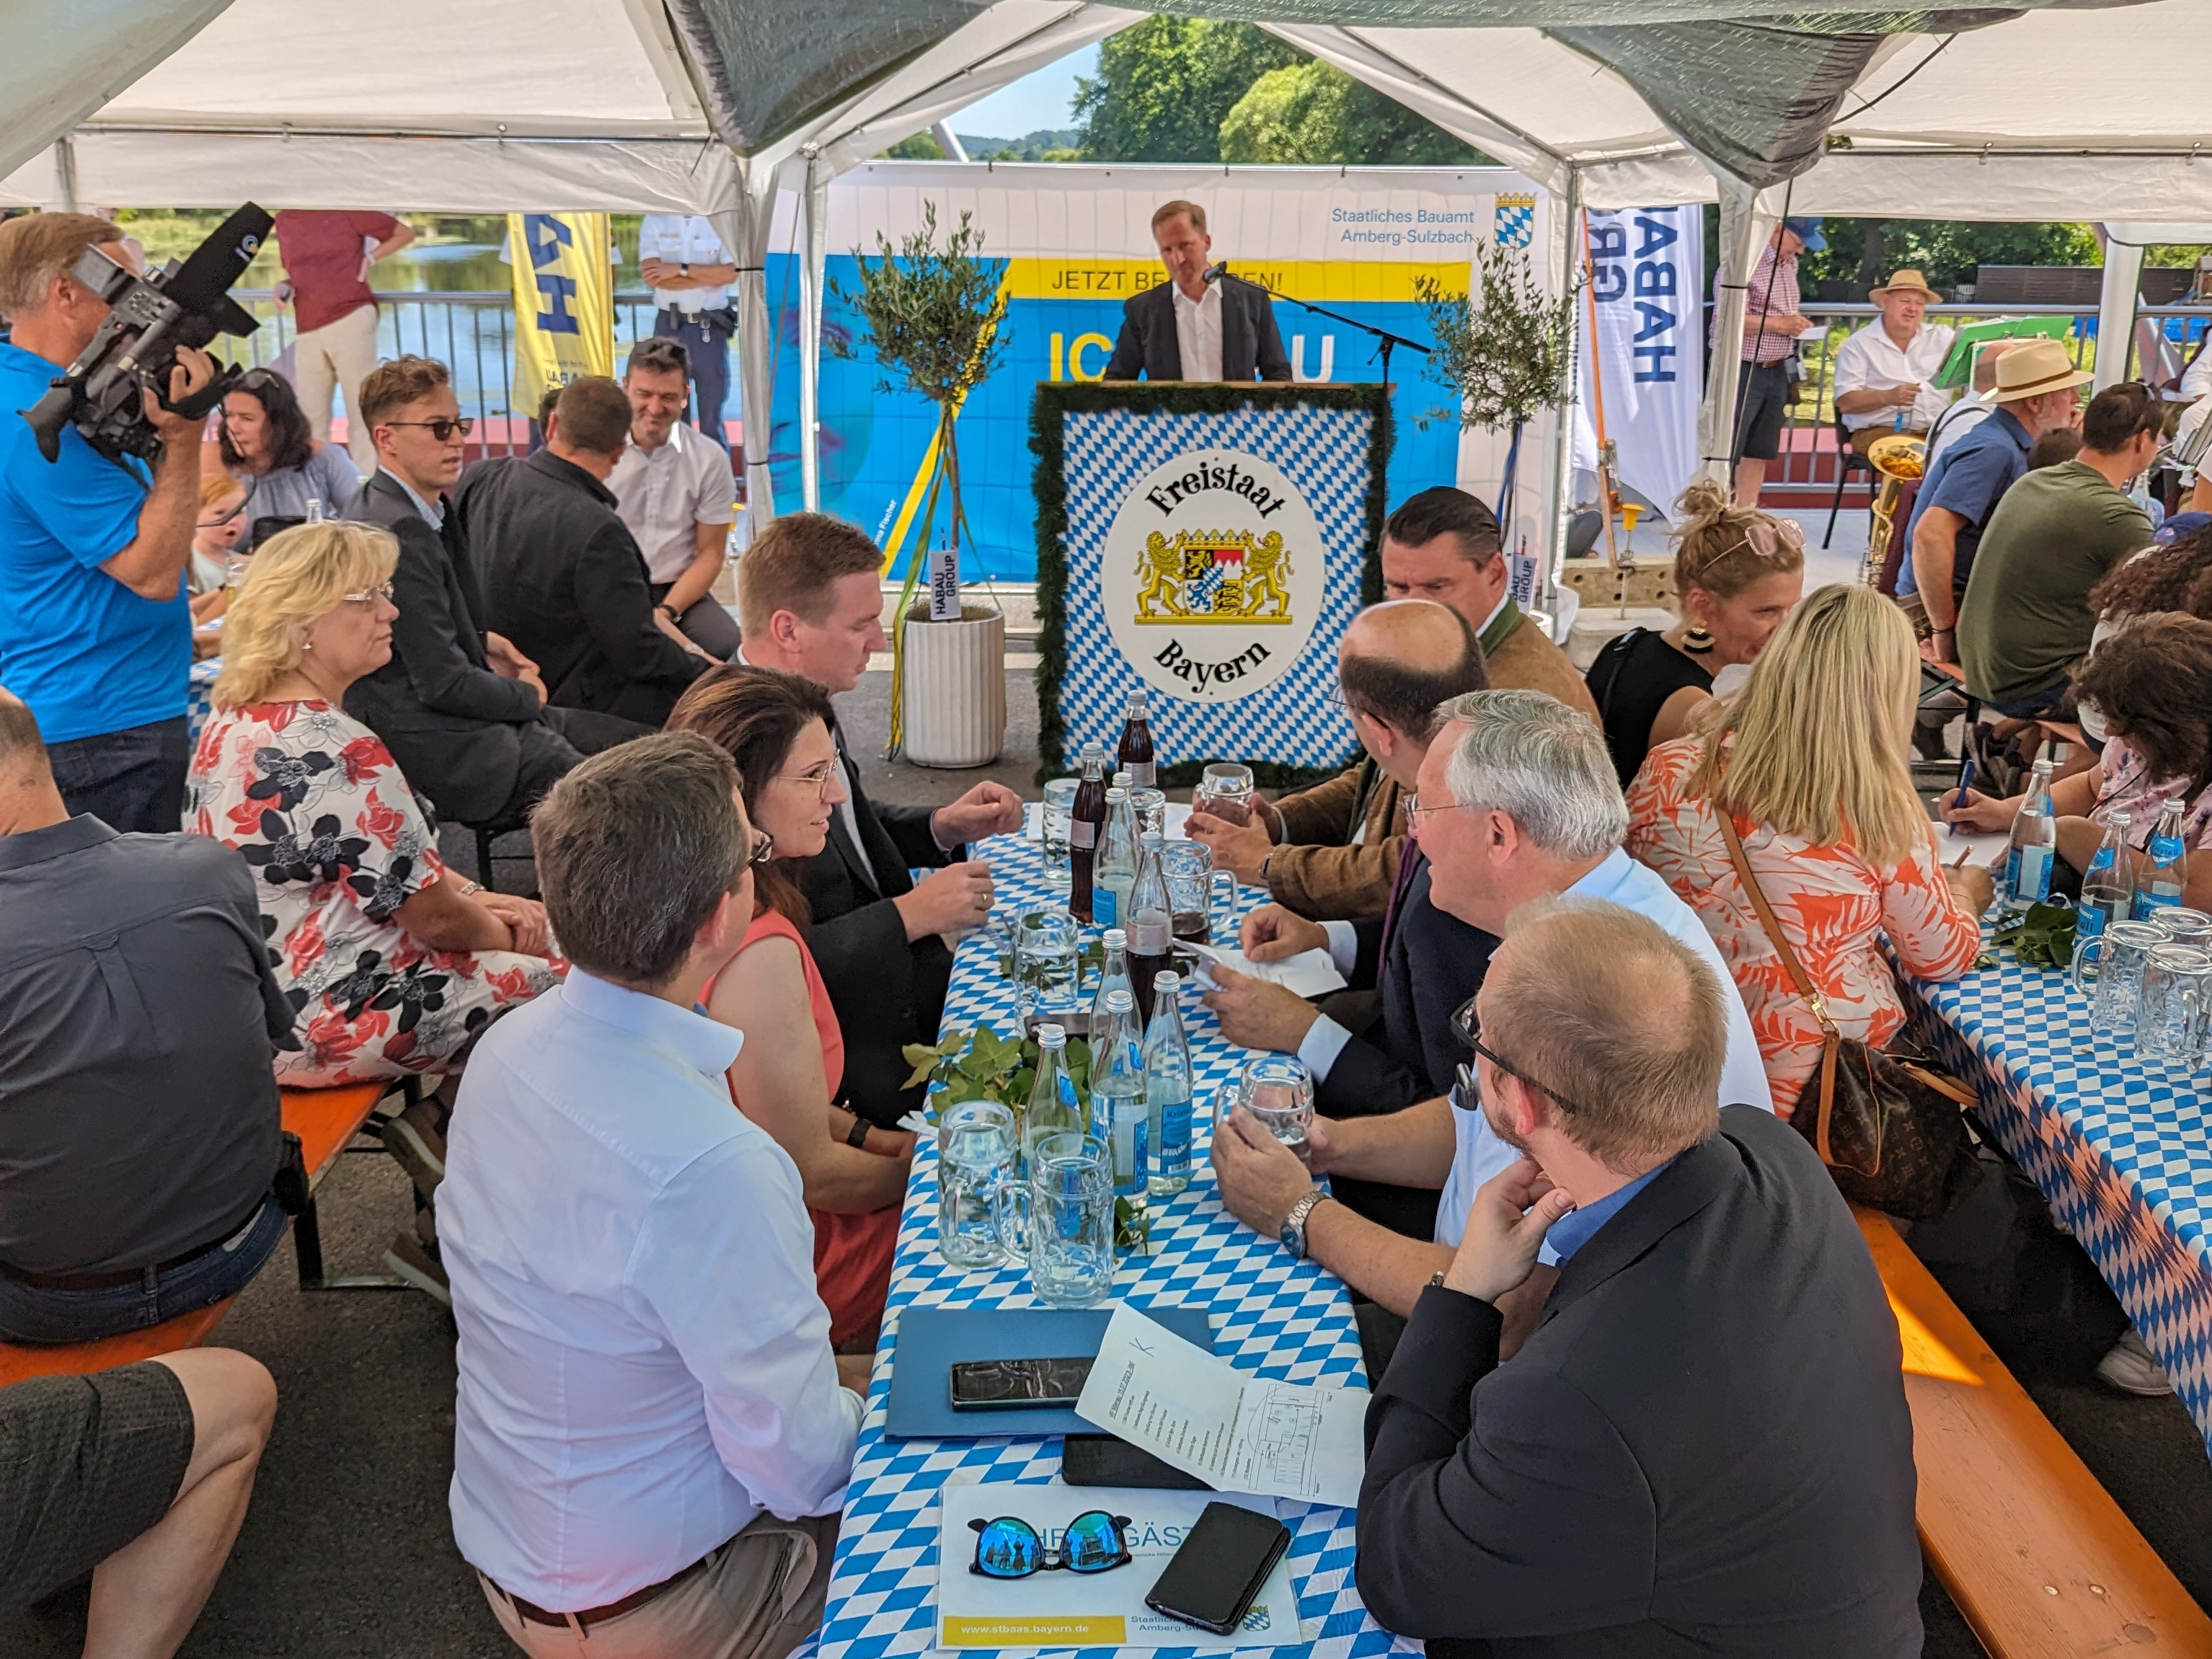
[1159,841,1236,944]
[994,1133,1115,1307]
[1193,764,1256,826]
[937,1100,1017,1269]
[2149,906,2212,951]
[1238,1054,1314,1148]
[1014,910,1083,1029]
[2072,920,2164,1035]
[2135,945,2212,1069]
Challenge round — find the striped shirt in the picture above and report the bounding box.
[1733,244,1801,365]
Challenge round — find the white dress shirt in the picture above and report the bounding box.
[443,970,860,1611]
[1432,849,1775,1251]
[607,422,737,585]
[1924,390,1994,469]
[641,213,733,314]
[1170,280,1225,381]
[1832,321,1957,433]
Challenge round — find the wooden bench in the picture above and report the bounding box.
[1857,1207,2212,1655]
[0,1081,402,1386]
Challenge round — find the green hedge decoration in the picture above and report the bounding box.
[1030,379,1392,788]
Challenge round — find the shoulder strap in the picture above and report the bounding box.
[1715,809,1842,1161]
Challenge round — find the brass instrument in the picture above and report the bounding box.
[1864,432,1926,587]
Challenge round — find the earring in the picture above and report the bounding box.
[1681,623,1715,654]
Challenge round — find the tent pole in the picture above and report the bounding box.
[1544,164,1583,598]
[1696,174,1779,490]
[2092,226,2144,391]
[798,146,826,512]
[713,154,779,541]
[53,136,78,213]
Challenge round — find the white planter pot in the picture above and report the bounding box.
[901,607,1006,769]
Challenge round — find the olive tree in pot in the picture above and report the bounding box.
[831,203,1011,766]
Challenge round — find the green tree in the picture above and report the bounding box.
[881,132,944,160]
[1220,60,1487,167]
[1800,218,2101,294]
[1074,17,1301,163]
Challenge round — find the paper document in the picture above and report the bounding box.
[1933,823,2009,871]
[1176,939,1347,999]
[1076,1304,1366,1508]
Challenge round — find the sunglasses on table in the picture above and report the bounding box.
[968,1511,1133,1579]
[1449,994,1591,1117]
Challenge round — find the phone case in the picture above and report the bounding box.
[1061,1433,1208,1490]
[1143,1503,1293,1634]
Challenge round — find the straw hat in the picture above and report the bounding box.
[1869,267,1942,304]
[1989,337,2095,404]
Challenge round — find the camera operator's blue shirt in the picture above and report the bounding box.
[0,342,188,743]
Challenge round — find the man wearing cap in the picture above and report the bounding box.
[1832,269,1955,454]
[1898,337,2091,662]
[1725,218,1823,507]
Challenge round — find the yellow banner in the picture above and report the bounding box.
[941,1616,1128,1648]
[999,257,1469,304]
[508,213,614,415]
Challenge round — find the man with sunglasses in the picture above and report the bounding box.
[1354,903,1921,1656]
[1210,689,1768,1342]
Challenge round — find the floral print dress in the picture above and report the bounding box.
[189,699,559,1086]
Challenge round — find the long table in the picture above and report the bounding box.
[1900,938,2212,1463]
[814,834,1416,1659]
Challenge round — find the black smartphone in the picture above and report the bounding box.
[1143,1501,1293,1635]
[1062,1433,1208,1490]
[947,1356,1094,1410]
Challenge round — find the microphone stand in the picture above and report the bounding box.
[1209,265,1430,384]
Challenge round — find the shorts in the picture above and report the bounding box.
[1733,361,1791,461]
[0,1361,195,1609]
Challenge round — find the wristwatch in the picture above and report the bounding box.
[846,1116,871,1150]
[656,602,678,620]
[1279,1190,1327,1260]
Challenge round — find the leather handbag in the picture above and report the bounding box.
[1716,812,1976,1221]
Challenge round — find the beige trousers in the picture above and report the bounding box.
[291,301,381,473]
[479,1511,838,1659]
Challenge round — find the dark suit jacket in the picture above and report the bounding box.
[1357,1107,1922,1659]
[456,451,706,726]
[1319,846,1497,1239]
[342,470,543,823]
[802,730,957,1128]
[1102,278,1292,383]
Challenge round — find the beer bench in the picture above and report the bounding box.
[1857,1208,2212,1655]
[0,1080,406,1386]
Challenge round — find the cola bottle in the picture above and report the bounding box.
[1069,740,1108,923]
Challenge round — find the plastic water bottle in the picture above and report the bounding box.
[1022,1024,1084,1178]
[2078,810,2134,944]
[1094,989,1149,1217]
[1093,787,1138,927]
[1090,929,1131,1038]
[2135,798,2187,919]
[2004,760,2058,911]
[1141,970,1193,1198]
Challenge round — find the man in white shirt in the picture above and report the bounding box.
[1102,200,1291,384]
[1210,689,1772,1339]
[609,337,740,660]
[639,213,739,453]
[1832,268,1955,453]
[441,733,860,1658]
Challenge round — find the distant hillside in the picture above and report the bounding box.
[952,128,1087,162]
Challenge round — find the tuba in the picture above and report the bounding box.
[1864,432,1926,587]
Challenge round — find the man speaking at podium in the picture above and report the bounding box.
[1105,200,1292,384]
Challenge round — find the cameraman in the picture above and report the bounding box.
[0,213,215,832]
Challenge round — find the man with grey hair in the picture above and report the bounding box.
[440,733,858,1659]
[1211,688,1770,1326]
[1354,902,1921,1655]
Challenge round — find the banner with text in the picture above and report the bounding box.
[508,212,614,417]
[1573,205,1704,521]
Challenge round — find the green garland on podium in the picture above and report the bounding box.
[1030,379,1391,787]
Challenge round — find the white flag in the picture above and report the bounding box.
[1578,207,1704,520]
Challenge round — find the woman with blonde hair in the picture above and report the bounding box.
[1626,583,1991,1109]
[1584,477,1805,787]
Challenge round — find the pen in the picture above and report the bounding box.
[1952,848,1973,869]
[1950,751,1976,811]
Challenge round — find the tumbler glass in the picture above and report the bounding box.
[1014,910,1083,1030]
[937,1100,1017,1269]
[1129,787,1168,842]
[2072,920,2165,1035]
[1239,1053,1314,1148]
[1040,779,1079,895]
[1193,764,1256,826]
[994,1132,1116,1307]
[2135,944,2212,1069]
[1159,841,1237,944]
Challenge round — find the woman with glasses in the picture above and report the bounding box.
[668,665,915,1351]
[218,368,363,537]
[1625,583,1990,1110]
[1584,477,1805,788]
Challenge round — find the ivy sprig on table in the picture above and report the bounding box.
[901,1025,1094,1114]
[1988,901,2078,972]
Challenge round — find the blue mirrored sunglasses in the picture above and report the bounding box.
[968,1511,1133,1579]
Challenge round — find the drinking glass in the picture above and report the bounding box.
[994,1132,1115,1307]
[1129,787,1168,842]
[1159,841,1236,944]
[2149,906,2212,950]
[1193,764,1255,826]
[937,1100,1017,1269]
[1040,779,1079,895]
[1014,910,1082,1030]
[2071,920,2165,1035]
[2135,945,2212,1069]
[1238,1053,1314,1148]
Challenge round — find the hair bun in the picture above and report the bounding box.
[1673,477,1734,528]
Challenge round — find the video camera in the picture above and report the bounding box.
[20,202,273,465]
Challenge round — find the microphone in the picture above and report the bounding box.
[1202,262,1226,285]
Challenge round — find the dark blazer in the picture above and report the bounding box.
[456,451,707,726]
[1102,278,1292,383]
[1319,846,1498,1239]
[342,470,543,823]
[1357,1107,1922,1658]
[802,729,957,1128]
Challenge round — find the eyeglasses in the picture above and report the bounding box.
[381,417,476,442]
[776,765,839,798]
[1451,995,1590,1116]
[968,1512,1133,1580]
[340,582,395,606]
[1730,516,1805,561]
[1402,792,1476,828]
[746,828,777,868]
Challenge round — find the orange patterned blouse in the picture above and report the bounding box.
[1625,737,1982,1113]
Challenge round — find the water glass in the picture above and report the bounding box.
[1014,909,1082,1029]
[1040,778,1079,895]
[994,1132,1116,1307]
[1129,787,1168,842]
[2136,945,2212,1069]
[1159,841,1236,944]
[2072,920,2165,1035]
[2149,906,2212,950]
[1193,764,1255,826]
[1239,1053,1314,1147]
[937,1100,1017,1269]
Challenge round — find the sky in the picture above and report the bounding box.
[947,42,1100,139]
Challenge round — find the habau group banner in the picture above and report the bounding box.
[764,164,1550,582]
[1573,205,1705,521]
[507,211,614,415]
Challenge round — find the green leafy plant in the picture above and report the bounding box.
[1991,901,2078,971]
[901,1025,1094,1116]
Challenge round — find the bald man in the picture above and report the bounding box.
[1201,600,1492,1238]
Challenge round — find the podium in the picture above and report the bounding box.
[1031,381,1391,782]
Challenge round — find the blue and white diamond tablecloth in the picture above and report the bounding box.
[814,834,1415,1659]
[1899,939,2212,1464]
[187,657,220,742]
